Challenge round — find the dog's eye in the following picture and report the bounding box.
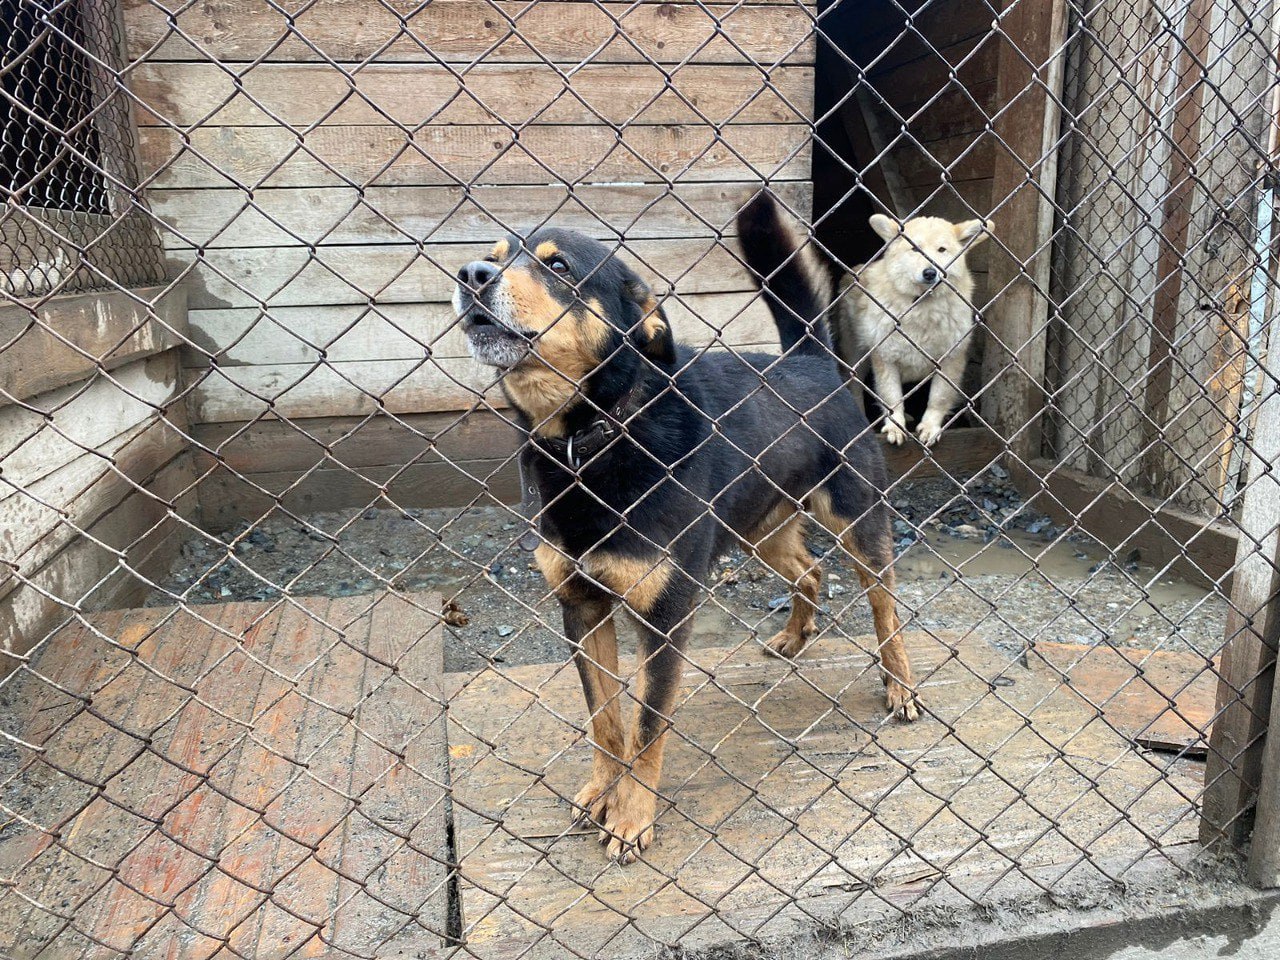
[937,246,948,254]
[547,257,571,276]
[483,255,498,263]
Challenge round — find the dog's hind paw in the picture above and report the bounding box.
[881,422,908,446]
[886,681,920,722]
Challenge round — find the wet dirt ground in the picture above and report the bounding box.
[149,467,1229,673]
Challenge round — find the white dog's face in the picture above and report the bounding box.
[869,214,992,298]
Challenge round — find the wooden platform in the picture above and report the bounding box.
[0,593,451,959]
[0,600,1213,959]
[444,632,1208,959]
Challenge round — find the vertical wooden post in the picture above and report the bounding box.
[1201,330,1280,855]
[980,0,1070,460]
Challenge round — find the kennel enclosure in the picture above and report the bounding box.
[3,0,1280,957]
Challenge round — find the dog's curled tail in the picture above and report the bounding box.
[736,190,833,358]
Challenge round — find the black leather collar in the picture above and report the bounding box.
[534,384,644,469]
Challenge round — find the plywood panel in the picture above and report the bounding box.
[130,62,814,128]
[181,293,785,368]
[139,123,812,188]
[172,238,761,311]
[123,0,816,65]
[148,181,814,249]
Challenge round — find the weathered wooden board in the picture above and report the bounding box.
[139,123,812,189]
[192,410,521,477]
[187,416,998,527]
[197,457,522,531]
[148,181,814,249]
[1035,642,1218,755]
[185,338,783,424]
[0,354,183,505]
[0,592,452,957]
[0,415,189,596]
[0,450,197,664]
[444,631,1202,956]
[123,0,816,65]
[0,285,188,404]
[130,62,814,128]
[172,238,763,311]
[181,293,787,368]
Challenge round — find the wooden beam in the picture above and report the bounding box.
[0,285,188,404]
[1007,459,1239,587]
[979,0,1069,458]
[1201,327,1280,854]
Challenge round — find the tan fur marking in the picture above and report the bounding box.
[585,553,673,614]
[535,240,560,260]
[503,268,611,432]
[490,239,509,261]
[535,543,575,595]
[750,505,822,657]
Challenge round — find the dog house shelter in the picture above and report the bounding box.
[2,0,1279,957]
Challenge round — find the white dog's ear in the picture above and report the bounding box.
[868,214,901,243]
[957,219,992,247]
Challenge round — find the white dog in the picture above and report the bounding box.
[834,214,992,446]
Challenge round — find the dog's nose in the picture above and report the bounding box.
[458,260,499,290]
[922,266,939,284]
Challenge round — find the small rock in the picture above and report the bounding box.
[497,625,515,637]
[989,464,1009,480]
[767,596,790,611]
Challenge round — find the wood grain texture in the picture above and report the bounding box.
[148,181,813,249]
[1202,319,1280,857]
[123,0,816,65]
[130,62,815,128]
[444,631,1200,953]
[138,123,812,189]
[0,285,188,405]
[0,592,452,954]
[181,293,787,368]
[978,0,1068,457]
[0,353,184,504]
[172,238,763,311]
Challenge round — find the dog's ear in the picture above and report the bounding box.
[957,219,993,247]
[868,214,901,243]
[624,275,676,365]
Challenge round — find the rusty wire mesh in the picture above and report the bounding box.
[1,0,1279,957]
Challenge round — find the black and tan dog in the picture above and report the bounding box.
[454,192,918,863]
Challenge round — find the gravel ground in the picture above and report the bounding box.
[149,467,1229,672]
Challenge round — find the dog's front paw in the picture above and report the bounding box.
[881,421,908,446]
[915,420,945,446]
[885,679,920,722]
[599,781,657,864]
[572,774,617,828]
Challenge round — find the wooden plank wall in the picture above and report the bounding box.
[121,0,818,525]
[0,289,196,669]
[1047,0,1274,515]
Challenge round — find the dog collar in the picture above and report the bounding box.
[536,383,645,470]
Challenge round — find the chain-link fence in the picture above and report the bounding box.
[2,0,1279,956]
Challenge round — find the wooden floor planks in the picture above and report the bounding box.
[0,592,450,959]
[443,631,1209,959]
[0,603,1215,959]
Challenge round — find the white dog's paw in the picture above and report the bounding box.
[881,422,908,446]
[916,420,945,446]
